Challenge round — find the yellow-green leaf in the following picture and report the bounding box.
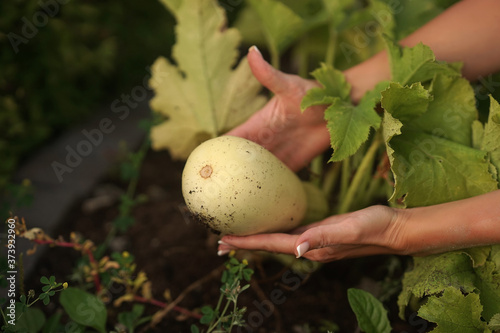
[149,0,266,159]
[418,287,491,333]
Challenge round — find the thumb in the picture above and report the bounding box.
[247,45,291,95]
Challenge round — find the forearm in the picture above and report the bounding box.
[344,0,500,103]
[400,190,500,255]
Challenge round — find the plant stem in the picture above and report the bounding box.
[208,296,232,332]
[364,176,384,206]
[133,295,202,319]
[296,36,309,78]
[337,135,382,214]
[310,155,323,187]
[339,157,351,202]
[98,135,150,257]
[325,25,337,67]
[33,238,102,292]
[270,44,280,70]
[322,161,341,196]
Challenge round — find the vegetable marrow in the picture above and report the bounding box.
[182,136,307,235]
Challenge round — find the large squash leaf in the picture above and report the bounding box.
[397,252,477,318]
[418,287,491,333]
[381,81,497,207]
[382,40,500,330]
[149,0,266,159]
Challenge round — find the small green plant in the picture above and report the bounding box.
[0,275,67,333]
[191,254,254,333]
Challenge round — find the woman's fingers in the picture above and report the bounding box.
[219,233,298,255]
[302,244,399,263]
[294,223,359,258]
[294,206,399,258]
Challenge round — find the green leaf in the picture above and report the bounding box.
[247,0,304,54]
[118,304,145,332]
[59,287,107,333]
[131,303,145,318]
[398,252,476,318]
[411,75,478,146]
[491,245,500,271]
[461,246,491,268]
[324,99,381,162]
[488,313,500,330]
[347,288,391,333]
[200,306,214,324]
[113,215,135,232]
[388,130,496,206]
[301,64,351,109]
[190,324,200,333]
[418,287,491,333]
[42,312,63,333]
[382,82,497,207]
[478,96,500,183]
[149,0,266,159]
[474,261,500,322]
[381,82,431,122]
[15,303,46,333]
[242,268,254,282]
[302,64,382,162]
[385,37,461,86]
[221,270,228,283]
[40,276,49,285]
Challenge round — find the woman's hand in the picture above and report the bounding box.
[218,205,409,262]
[227,46,331,172]
[217,190,500,262]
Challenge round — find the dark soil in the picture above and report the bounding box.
[26,149,424,333]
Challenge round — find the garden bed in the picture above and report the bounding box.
[25,149,422,332]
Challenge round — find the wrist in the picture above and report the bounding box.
[343,51,390,104]
[394,190,500,256]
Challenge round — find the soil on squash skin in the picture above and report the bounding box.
[26,150,424,333]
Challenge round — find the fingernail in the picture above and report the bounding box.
[217,249,231,256]
[218,240,231,246]
[249,45,262,56]
[296,242,310,258]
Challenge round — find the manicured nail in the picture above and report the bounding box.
[296,242,310,258]
[249,45,261,56]
[217,249,231,256]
